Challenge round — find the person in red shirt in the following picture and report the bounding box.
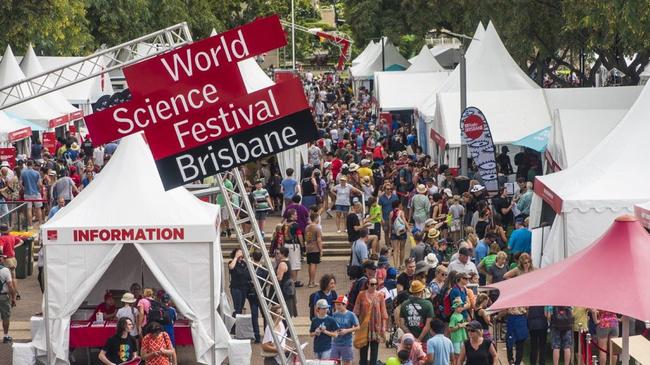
[0,225,22,299]
[93,292,117,321]
[327,152,343,181]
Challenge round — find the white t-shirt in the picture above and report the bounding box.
[334,184,353,206]
[448,259,478,275]
[0,267,11,294]
[116,305,138,336]
[263,322,287,364]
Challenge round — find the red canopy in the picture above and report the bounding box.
[488,215,650,321]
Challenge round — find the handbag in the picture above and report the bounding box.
[281,278,295,297]
[353,305,370,349]
[392,213,406,236]
[346,241,363,279]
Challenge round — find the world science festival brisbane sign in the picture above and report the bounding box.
[85,15,318,190]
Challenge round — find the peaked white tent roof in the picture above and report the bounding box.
[416,22,485,120]
[544,86,642,170]
[20,45,79,116]
[0,111,32,143]
[374,71,450,111]
[533,81,650,265]
[40,133,229,364]
[352,40,377,66]
[428,22,542,147]
[407,45,444,72]
[350,37,410,79]
[0,46,62,125]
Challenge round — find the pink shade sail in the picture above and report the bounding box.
[487,215,650,321]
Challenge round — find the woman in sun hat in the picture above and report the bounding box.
[116,292,139,337]
[410,184,431,231]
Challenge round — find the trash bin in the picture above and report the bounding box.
[25,238,34,277]
[14,241,28,279]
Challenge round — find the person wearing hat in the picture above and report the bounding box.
[357,159,373,181]
[449,298,469,357]
[309,298,339,360]
[116,292,139,337]
[331,295,359,365]
[331,175,362,233]
[64,141,80,161]
[352,276,387,365]
[448,246,478,276]
[399,279,434,343]
[410,184,431,231]
[160,293,178,347]
[456,320,497,365]
[0,248,16,343]
[347,260,376,310]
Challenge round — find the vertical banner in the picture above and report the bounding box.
[42,132,57,156]
[460,107,498,192]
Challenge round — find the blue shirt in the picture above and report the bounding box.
[21,168,41,196]
[48,205,62,220]
[427,334,454,365]
[309,315,339,353]
[474,240,489,264]
[508,228,532,254]
[281,178,298,199]
[378,193,399,221]
[351,239,368,266]
[332,310,359,346]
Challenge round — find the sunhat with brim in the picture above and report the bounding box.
[409,280,426,294]
[416,184,427,194]
[121,292,137,304]
[427,228,440,239]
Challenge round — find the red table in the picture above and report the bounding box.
[69,320,193,347]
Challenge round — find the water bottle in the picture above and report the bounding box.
[96,311,104,323]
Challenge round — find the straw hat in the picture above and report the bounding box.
[416,184,427,194]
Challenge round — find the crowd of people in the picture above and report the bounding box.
[225,73,635,365]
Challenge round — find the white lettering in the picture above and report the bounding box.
[176,154,199,181]
[282,127,299,146]
[161,51,194,81]
[114,108,134,134]
[173,119,191,148]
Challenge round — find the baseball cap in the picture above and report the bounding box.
[333,295,349,305]
[362,261,377,270]
[316,299,330,309]
[459,247,472,256]
[466,320,483,331]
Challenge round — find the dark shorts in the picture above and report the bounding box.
[551,328,573,350]
[306,252,321,264]
[371,222,381,236]
[255,210,269,220]
[334,204,349,213]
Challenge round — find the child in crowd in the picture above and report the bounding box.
[331,296,359,365]
[309,299,339,359]
[449,298,468,362]
[398,349,412,365]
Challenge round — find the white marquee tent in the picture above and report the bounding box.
[530,80,650,267]
[350,37,410,81]
[407,45,445,73]
[39,133,232,364]
[352,40,377,66]
[374,71,450,111]
[20,45,81,120]
[0,46,62,128]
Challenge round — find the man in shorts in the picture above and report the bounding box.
[0,249,16,343]
[0,225,22,299]
[546,306,574,365]
[20,160,43,228]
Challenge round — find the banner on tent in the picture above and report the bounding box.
[429,128,446,150]
[42,132,56,155]
[534,177,563,213]
[84,15,318,190]
[43,225,216,244]
[0,147,16,168]
[8,127,32,143]
[460,107,498,192]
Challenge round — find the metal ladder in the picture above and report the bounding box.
[0,22,193,110]
[216,168,306,365]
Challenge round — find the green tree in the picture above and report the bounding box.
[86,0,153,47]
[0,0,93,56]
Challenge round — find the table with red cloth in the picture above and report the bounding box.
[69,319,193,347]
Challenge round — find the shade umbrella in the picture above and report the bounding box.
[486,215,650,364]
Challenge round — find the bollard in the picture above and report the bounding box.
[586,333,592,365]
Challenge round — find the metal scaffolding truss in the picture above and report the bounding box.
[0,22,192,110]
[216,169,306,365]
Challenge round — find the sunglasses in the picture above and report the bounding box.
[369,282,378,286]
[440,272,448,276]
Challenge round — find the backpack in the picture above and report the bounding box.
[551,306,573,332]
[347,276,368,311]
[308,291,327,319]
[392,213,406,236]
[147,299,172,326]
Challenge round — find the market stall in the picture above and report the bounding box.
[37,133,232,365]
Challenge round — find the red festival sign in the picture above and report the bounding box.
[0,147,16,168]
[85,15,318,190]
[42,132,57,155]
[8,127,32,143]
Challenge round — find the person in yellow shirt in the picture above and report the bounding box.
[368,196,382,253]
[357,159,373,182]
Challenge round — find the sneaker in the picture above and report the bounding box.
[294,281,304,288]
[3,336,12,343]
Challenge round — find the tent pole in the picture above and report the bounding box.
[562,214,568,259]
[210,236,217,363]
[622,315,630,365]
[43,244,52,365]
